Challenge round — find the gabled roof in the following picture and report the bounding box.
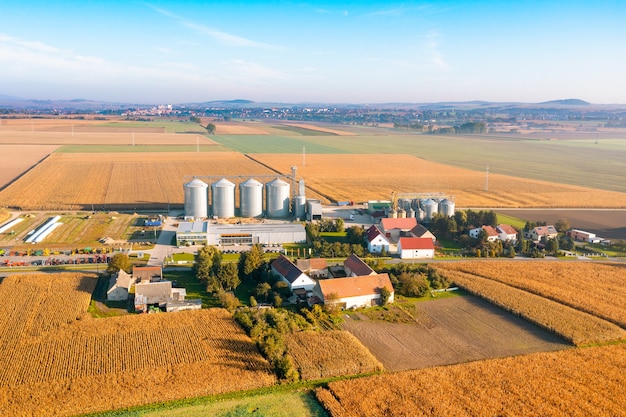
[497,224,518,235]
[399,237,434,250]
[317,273,393,299]
[410,224,435,239]
[114,270,133,289]
[380,217,418,231]
[134,280,172,304]
[344,254,375,276]
[482,225,499,237]
[133,266,162,282]
[296,258,328,271]
[366,225,387,243]
[533,225,558,236]
[272,255,306,283]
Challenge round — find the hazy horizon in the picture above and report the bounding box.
[1,1,625,104]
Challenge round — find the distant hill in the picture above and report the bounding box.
[538,99,590,106]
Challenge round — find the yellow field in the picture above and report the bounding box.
[437,261,626,329]
[252,153,626,207]
[0,152,278,210]
[316,344,626,417]
[0,130,216,145]
[281,123,356,136]
[214,122,270,135]
[0,273,275,417]
[0,144,59,188]
[286,331,383,380]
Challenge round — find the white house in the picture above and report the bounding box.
[528,225,558,242]
[469,225,499,242]
[397,237,435,259]
[379,217,418,242]
[366,225,390,254]
[106,270,133,301]
[343,253,375,277]
[271,254,316,291]
[313,273,394,310]
[410,224,437,242]
[496,224,518,243]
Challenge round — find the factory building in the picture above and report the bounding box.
[175,221,306,247]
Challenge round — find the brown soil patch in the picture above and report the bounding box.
[214,122,269,135]
[0,145,59,189]
[342,295,569,372]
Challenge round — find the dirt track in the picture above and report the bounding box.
[342,295,569,372]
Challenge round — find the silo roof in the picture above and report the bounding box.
[212,178,235,187]
[185,178,208,187]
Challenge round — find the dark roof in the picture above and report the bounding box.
[344,254,375,276]
[366,225,386,243]
[410,224,435,239]
[272,255,305,283]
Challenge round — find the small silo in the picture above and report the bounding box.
[239,178,264,218]
[211,178,235,218]
[407,207,416,218]
[183,178,208,219]
[398,208,406,218]
[266,178,291,218]
[398,198,412,211]
[422,199,439,222]
[439,198,455,217]
[294,195,307,220]
[388,209,398,218]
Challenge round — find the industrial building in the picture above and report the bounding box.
[176,221,306,247]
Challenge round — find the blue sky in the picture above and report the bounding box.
[1,0,625,104]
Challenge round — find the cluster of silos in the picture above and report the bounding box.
[389,197,456,223]
[183,177,297,219]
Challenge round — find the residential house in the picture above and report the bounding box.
[133,266,163,283]
[410,224,437,242]
[397,237,435,259]
[106,269,133,301]
[343,253,375,277]
[296,258,329,279]
[469,225,500,242]
[313,273,394,310]
[271,254,316,292]
[134,280,172,312]
[527,225,558,242]
[379,217,418,242]
[496,224,518,243]
[365,225,390,254]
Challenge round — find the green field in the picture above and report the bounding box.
[97,121,208,133]
[211,135,350,154]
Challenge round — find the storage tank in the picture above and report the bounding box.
[211,178,235,218]
[294,195,307,220]
[422,199,439,222]
[387,209,398,218]
[439,198,455,217]
[407,208,416,218]
[266,178,290,218]
[416,208,425,222]
[397,208,406,218]
[239,178,264,218]
[183,178,208,219]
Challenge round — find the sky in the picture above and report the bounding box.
[1,0,625,104]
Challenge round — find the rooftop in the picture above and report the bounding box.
[317,273,393,299]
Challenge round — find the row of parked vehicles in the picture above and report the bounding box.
[1,254,111,267]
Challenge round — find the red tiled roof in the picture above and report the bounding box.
[482,225,499,237]
[344,254,375,276]
[380,217,418,231]
[399,237,434,250]
[497,224,517,235]
[318,273,393,299]
[272,255,305,283]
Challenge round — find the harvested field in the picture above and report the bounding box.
[437,261,626,329]
[436,268,626,345]
[0,273,275,417]
[252,153,626,208]
[0,152,277,210]
[286,330,383,380]
[0,130,216,145]
[341,296,569,372]
[280,123,356,136]
[317,344,626,417]
[214,122,270,135]
[0,145,59,189]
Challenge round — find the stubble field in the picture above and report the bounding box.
[0,144,59,189]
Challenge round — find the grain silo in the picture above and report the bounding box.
[183,178,208,219]
[239,178,264,218]
[422,199,439,222]
[266,178,291,218]
[211,178,235,218]
[439,198,455,217]
[294,195,307,220]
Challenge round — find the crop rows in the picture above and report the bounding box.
[286,331,383,380]
[317,344,626,417]
[438,261,626,329]
[435,268,626,345]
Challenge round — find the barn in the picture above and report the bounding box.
[313,273,394,309]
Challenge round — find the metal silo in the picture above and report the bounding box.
[239,178,263,218]
[294,195,307,220]
[398,198,412,211]
[422,199,439,222]
[407,207,416,218]
[211,178,235,218]
[266,178,290,218]
[439,198,455,217]
[183,178,208,219]
[398,208,406,218]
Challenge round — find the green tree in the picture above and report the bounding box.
[555,218,571,233]
[106,253,131,274]
[242,244,264,280]
[217,262,240,291]
[334,217,344,231]
[545,237,559,256]
[255,282,272,302]
[206,122,216,134]
[346,225,365,245]
[217,289,240,312]
[379,286,391,306]
[193,245,221,283]
[189,116,201,123]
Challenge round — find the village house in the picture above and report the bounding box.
[106,269,133,301]
[496,224,518,243]
[271,254,316,292]
[379,217,419,242]
[526,225,558,242]
[296,258,329,279]
[343,253,376,277]
[365,225,390,254]
[469,225,500,242]
[312,273,394,310]
[410,223,437,242]
[397,237,435,259]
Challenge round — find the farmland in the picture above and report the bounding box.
[0,145,59,189]
[316,344,626,417]
[434,265,626,346]
[0,272,275,417]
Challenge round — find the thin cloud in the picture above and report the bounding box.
[149,5,283,50]
[425,31,450,70]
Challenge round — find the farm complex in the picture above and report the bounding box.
[0,116,625,416]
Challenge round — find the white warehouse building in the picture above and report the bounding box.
[176,221,306,247]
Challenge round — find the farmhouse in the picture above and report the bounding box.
[344,254,376,277]
[397,237,435,259]
[106,270,133,301]
[379,217,418,241]
[469,225,500,242]
[271,255,316,292]
[134,280,201,313]
[312,273,394,310]
[497,224,518,243]
[410,224,437,242]
[176,221,306,247]
[296,258,329,279]
[133,265,163,282]
[366,225,390,254]
[527,225,558,242]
